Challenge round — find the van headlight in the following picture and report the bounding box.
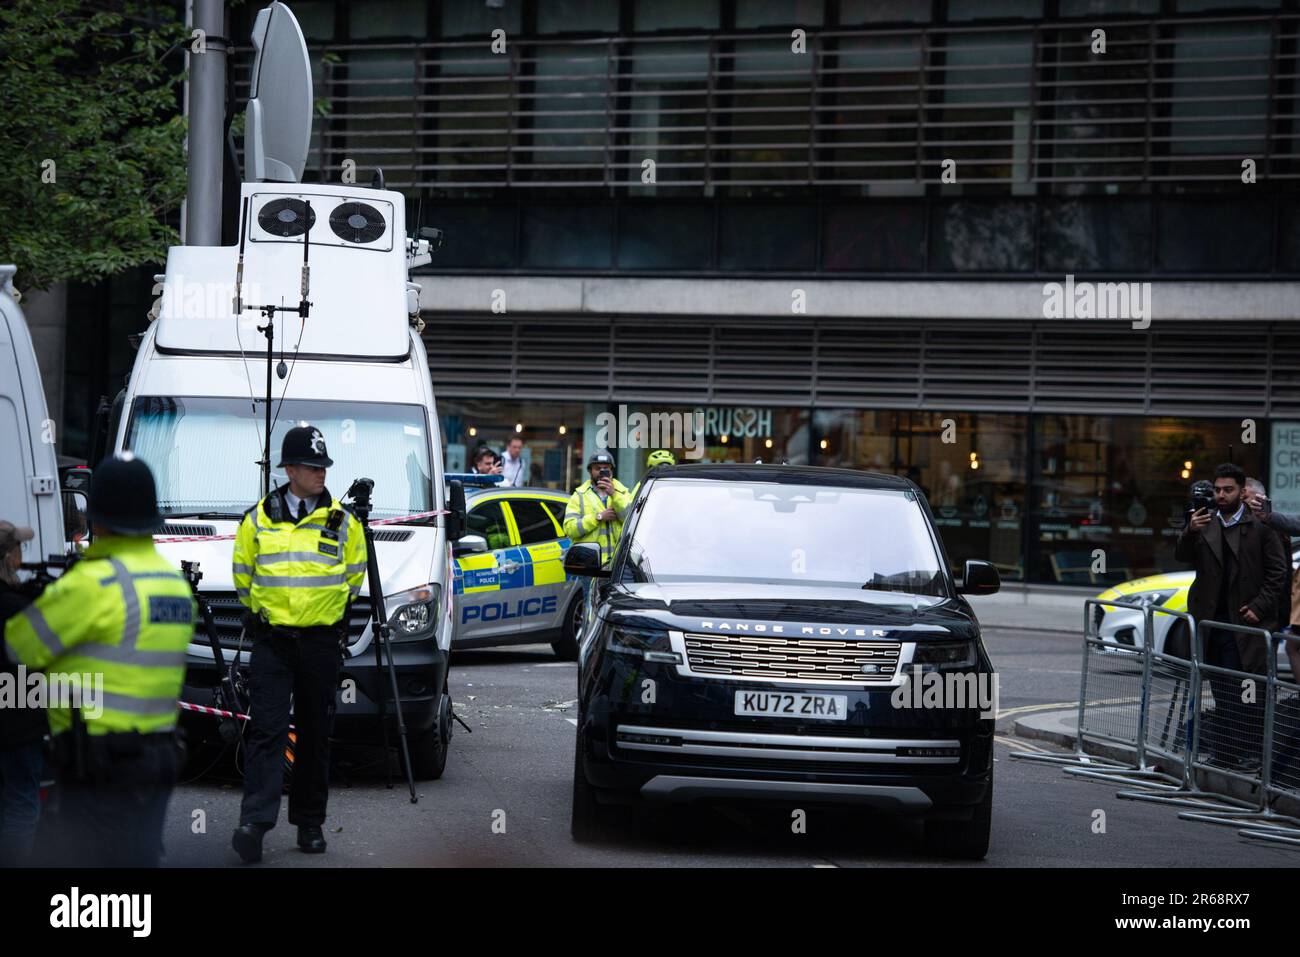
[607,627,681,664]
[387,584,441,641]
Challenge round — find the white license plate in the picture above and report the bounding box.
[734,690,848,721]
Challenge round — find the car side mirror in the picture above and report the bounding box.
[958,559,1000,596]
[447,480,467,541]
[452,533,487,557]
[563,542,608,578]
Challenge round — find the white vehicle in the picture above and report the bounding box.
[102,2,466,778]
[0,266,76,567]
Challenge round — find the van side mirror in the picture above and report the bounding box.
[62,490,90,547]
[563,542,608,578]
[958,560,1000,596]
[447,480,466,540]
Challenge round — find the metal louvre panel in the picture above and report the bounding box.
[814,323,924,408]
[609,320,713,402]
[424,315,1298,415]
[1033,322,1149,412]
[921,324,1033,409]
[711,324,814,404]
[515,320,612,398]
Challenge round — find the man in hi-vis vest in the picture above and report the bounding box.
[231,424,366,863]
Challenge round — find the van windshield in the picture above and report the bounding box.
[624,478,948,596]
[125,396,433,521]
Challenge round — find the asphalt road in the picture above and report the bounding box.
[160,627,1300,867]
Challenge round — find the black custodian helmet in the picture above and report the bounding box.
[278,424,334,469]
[89,453,163,535]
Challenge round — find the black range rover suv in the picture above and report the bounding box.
[565,463,1001,858]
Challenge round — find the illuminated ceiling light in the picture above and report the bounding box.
[819,439,828,450]
[1181,469,1191,479]
[764,438,773,449]
[1183,460,1193,469]
[558,424,567,435]
[720,434,729,444]
[969,452,977,460]
[515,422,523,433]
[468,427,477,437]
[970,460,979,470]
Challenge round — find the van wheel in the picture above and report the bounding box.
[571,727,622,843]
[408,687,452,781]
[551,596,583,661]
[924,775,992,860]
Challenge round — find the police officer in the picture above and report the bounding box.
[231,424,366,863]
[2,454,194,867]
[564,451,631,568]
[631,448,676,500]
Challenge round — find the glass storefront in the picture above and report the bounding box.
[439,399,1269,585]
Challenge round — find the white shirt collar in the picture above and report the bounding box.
[1219,503,1246,527]
[284,487,319,517]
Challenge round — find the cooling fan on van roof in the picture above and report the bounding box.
[330,202,387,244]
[257,197,315,237]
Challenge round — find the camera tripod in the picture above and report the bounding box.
[345,478,418,803]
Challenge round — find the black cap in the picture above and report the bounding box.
[89,454,162,535]
[587,451,614,469]
[278,424,334,469]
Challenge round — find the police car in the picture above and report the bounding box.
[451,482,585,659]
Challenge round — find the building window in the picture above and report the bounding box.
[616,204,714,269]
[718,203,817,269]
[529,44,613,185]
[929,200,1036,271]
[427,47,514,189]
[1040,199,1152,273]
[823,203,926,271]
[440,0,522,38]
[521,205,614,268]
[721,38,815,195]
[338,51,420,187]
[839,0,932,24]
[1155,199,1273,273]
[634,0,722,31]
[627,41,712,195]
[734,1,825,28]
[348,0,426,39]
[440,400,591,490]
[536,0,621,35]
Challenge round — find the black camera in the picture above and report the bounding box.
[1189,479,1215,514]
[597,467,612,481]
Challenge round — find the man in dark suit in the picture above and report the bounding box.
[1175,463,1289,769]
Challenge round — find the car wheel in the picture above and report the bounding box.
[1164,620,1191,661]
[571,726,622,843]
[923,774,992,860]
[408,686,452,781]
[551,595,583,661]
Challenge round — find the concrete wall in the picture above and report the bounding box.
[418,276,1300,321]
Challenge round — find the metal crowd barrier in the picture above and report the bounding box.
[1010,599,1161,782]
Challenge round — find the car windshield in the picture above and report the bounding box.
[623,478,948,596]
[126,396,433,520]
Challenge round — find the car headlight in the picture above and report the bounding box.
[1129,590,1174,609]
[606,626,681,664]
[911,640,976,671]
[387,584,441,641]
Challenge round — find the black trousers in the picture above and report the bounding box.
[35,732,178,867]
[1205,627,1263,762]
[240,627,340,829]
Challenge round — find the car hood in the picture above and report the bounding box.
[600,581,980,640]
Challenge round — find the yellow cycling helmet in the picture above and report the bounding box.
[646,449,676,467]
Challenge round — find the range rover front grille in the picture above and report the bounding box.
[682,633,901,684]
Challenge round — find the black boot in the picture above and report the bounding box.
[297,825,327,854]
[232,823,272,864]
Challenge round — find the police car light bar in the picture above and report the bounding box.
[446,473,503,487]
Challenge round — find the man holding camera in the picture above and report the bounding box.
[1175,463,1288,770]
[563,451,631,568]
[471,444,503,478]
[230,424,367,863]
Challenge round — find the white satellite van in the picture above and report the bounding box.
[107,1,464,778]
[0,266,74,569]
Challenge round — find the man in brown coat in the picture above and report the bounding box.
[1174,464,1288,769]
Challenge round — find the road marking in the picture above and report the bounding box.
[997,697,1138,719]
[812,863,838,868]
[996,735,1052,754]
[536,662,577,668]
[566,718,577,726]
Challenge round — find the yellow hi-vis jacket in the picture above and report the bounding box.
[232,486,367,628]
[563,478,631,566]
[3,536,195,736]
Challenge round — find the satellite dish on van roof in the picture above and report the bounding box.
[244,1,313,183]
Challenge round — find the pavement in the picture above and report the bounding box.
[971,583,1092,634]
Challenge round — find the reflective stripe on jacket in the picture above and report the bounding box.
[232,486,367,628]
[563,479,631,566]
[3,536,194,736]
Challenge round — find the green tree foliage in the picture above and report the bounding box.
[0,0,189,292]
